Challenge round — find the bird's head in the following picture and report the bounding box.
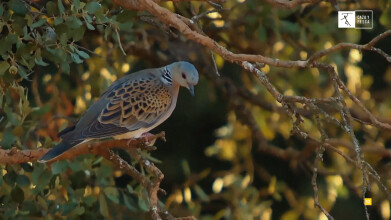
[168,61,199,96]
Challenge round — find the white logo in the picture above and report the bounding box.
[338,10,373,29]
[338,11,355,28]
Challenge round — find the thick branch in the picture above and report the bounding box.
[0,132,166,164]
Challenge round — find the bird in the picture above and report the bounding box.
[38,61,199,163]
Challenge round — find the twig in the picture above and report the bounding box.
[311,114,334,219]
[210,51,220,76]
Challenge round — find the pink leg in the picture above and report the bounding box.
[140,132,156,146]
[126,133,156,146]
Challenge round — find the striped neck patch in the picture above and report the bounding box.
[161,66,173,85]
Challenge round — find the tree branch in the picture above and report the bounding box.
[0,132,166,164]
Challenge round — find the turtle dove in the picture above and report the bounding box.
[39,61,199,162]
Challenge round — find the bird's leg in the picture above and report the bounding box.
[126,132,156,147]
[139,132,156,146]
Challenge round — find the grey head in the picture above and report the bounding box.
[164,61,199,96]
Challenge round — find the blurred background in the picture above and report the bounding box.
[0,0,391,219]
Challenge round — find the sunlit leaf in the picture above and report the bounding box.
[0,61,10,76]
[99,193,109,217]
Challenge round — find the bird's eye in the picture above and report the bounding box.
[181,73,187,79]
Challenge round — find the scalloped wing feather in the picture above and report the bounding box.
[97,72,172,131]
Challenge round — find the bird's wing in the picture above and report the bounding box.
[61,70,172,142]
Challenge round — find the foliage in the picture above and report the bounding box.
[0,0,391,219]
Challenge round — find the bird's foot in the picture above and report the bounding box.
[140,132,156,146]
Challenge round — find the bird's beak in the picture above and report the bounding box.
[188,85,195,96]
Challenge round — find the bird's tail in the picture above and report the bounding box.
[38,141,77,163]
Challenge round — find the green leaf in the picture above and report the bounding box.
[86,21,95,30]
[137,196,149,211]
[54,17,64,25]
[30,19,46,29]
[51,161,68,175]
[0,61,10,76]
[117,10,136,23]
[71,206,85,215]
[34,57,49,66]
[18,210,30,216]
[32,105,51,116]
[17,65,29,79]
[36,170,52,190]
[300,28,307,45]
[194,184,210,202]
[86,2,101,14]
[61,62,70,74]
[58,0,65,14]
[99,193,109,217]
[127,184,134,193]
[84,195,97,207]
[0,34,18,55]
[32,165,52,191]
[62,202,78,215]
[4,170,17,186]
[0,5,4,17]
[8,0,29,15]
[37,196,48,211]
[21,163,33,172]
[308,21,327,36]
[76,49,90,59]
[104,187,119,204]
[84,14,93,23]
[16,175,30,187]
[280,20,300,33]
[46,1,58,16]
[32,165,43,184]
[104,26,110,40]
[71,53,83,64]
[71,26,85,41]
[0,128,17,149]
[11,186,24,203]
[118,21,132,30]
[258,26,267,42]
[68,161,82,172]
[72,0,81,10]
[59,33,68,46]
[123,194,137,211]
[67,16,83,29]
